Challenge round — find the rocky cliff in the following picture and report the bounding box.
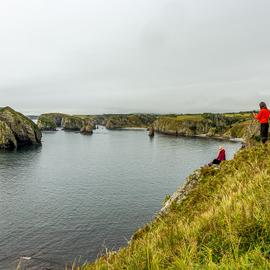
[37,113,157,131]
[37,113,68,130]
[152,113,257,140]
[104,114,157,129]
[80,124,93,135]
[61,116,84,130]
[37,113,95,134]
[36,112,259,141]
[0,107,42,149]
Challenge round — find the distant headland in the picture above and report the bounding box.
[0,107,260,149]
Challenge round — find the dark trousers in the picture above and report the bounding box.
[261,123,269,144]
[212,159,221,165]
[208,159,222,166]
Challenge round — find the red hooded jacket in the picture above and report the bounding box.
[256,108,270,124]
[217,149,226,161]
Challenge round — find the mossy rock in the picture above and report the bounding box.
[80,124,93,135]
[153,114,252,138]
[62,116,84,130]
[104,114,157,129]
[0,120,17,149]
[37,115,57,131]
[0,107,42,149]
[37,113,69,130]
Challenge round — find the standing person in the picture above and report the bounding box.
[253,102,270,144]
[208,146,226,166]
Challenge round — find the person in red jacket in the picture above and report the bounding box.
[253,102,270,144]
[208,146,226,166]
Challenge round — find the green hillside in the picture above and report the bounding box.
[74,144,270,269]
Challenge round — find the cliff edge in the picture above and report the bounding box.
[80,144,270,269]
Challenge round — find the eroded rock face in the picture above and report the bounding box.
[152,114,253,139]
[104,114,158,129]
[80,118,94,134]
[37,113,97,133]
[37,113,68,131]
[159,166,219,216]
[0,107,42,149]
[61,116,84,131]
[37,115,57,131]
[0,120,17,149]
[80,124,93,135]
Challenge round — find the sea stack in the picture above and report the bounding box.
[80,124,93,135]
[0,106,42,149]
[148,126,155,137]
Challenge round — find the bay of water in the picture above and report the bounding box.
[0,127,240,269]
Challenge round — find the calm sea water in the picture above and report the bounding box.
[0,127,240,269]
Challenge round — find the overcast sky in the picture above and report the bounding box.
[0,0,270,114]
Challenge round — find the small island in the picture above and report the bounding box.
[37,113,95,134]
[0,107,42,149]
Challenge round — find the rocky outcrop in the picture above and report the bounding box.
[37,113,157,131]
[105,119,116,129]
[80,124,93,135]
[104,114,157,129]
[153,114,253,139]
[80,118,94,135]
[37,113,68,131]
[0,107,42,149]
[148,126,155,137]
[37,115,57,131]
[61,116,84,131]
[37,113,96,133]
[159,168,212,215]
[0,120,17,149]
[224,120,260,141]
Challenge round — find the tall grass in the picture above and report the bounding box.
[73,144,270,270]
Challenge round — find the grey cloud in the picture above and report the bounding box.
[0,0,269,114]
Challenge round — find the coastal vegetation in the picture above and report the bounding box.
[153,113,256,139]
[75,143,270,269]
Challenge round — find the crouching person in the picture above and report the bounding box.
[209,146,226,166]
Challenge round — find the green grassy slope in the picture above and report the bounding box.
[75,144,270,269]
